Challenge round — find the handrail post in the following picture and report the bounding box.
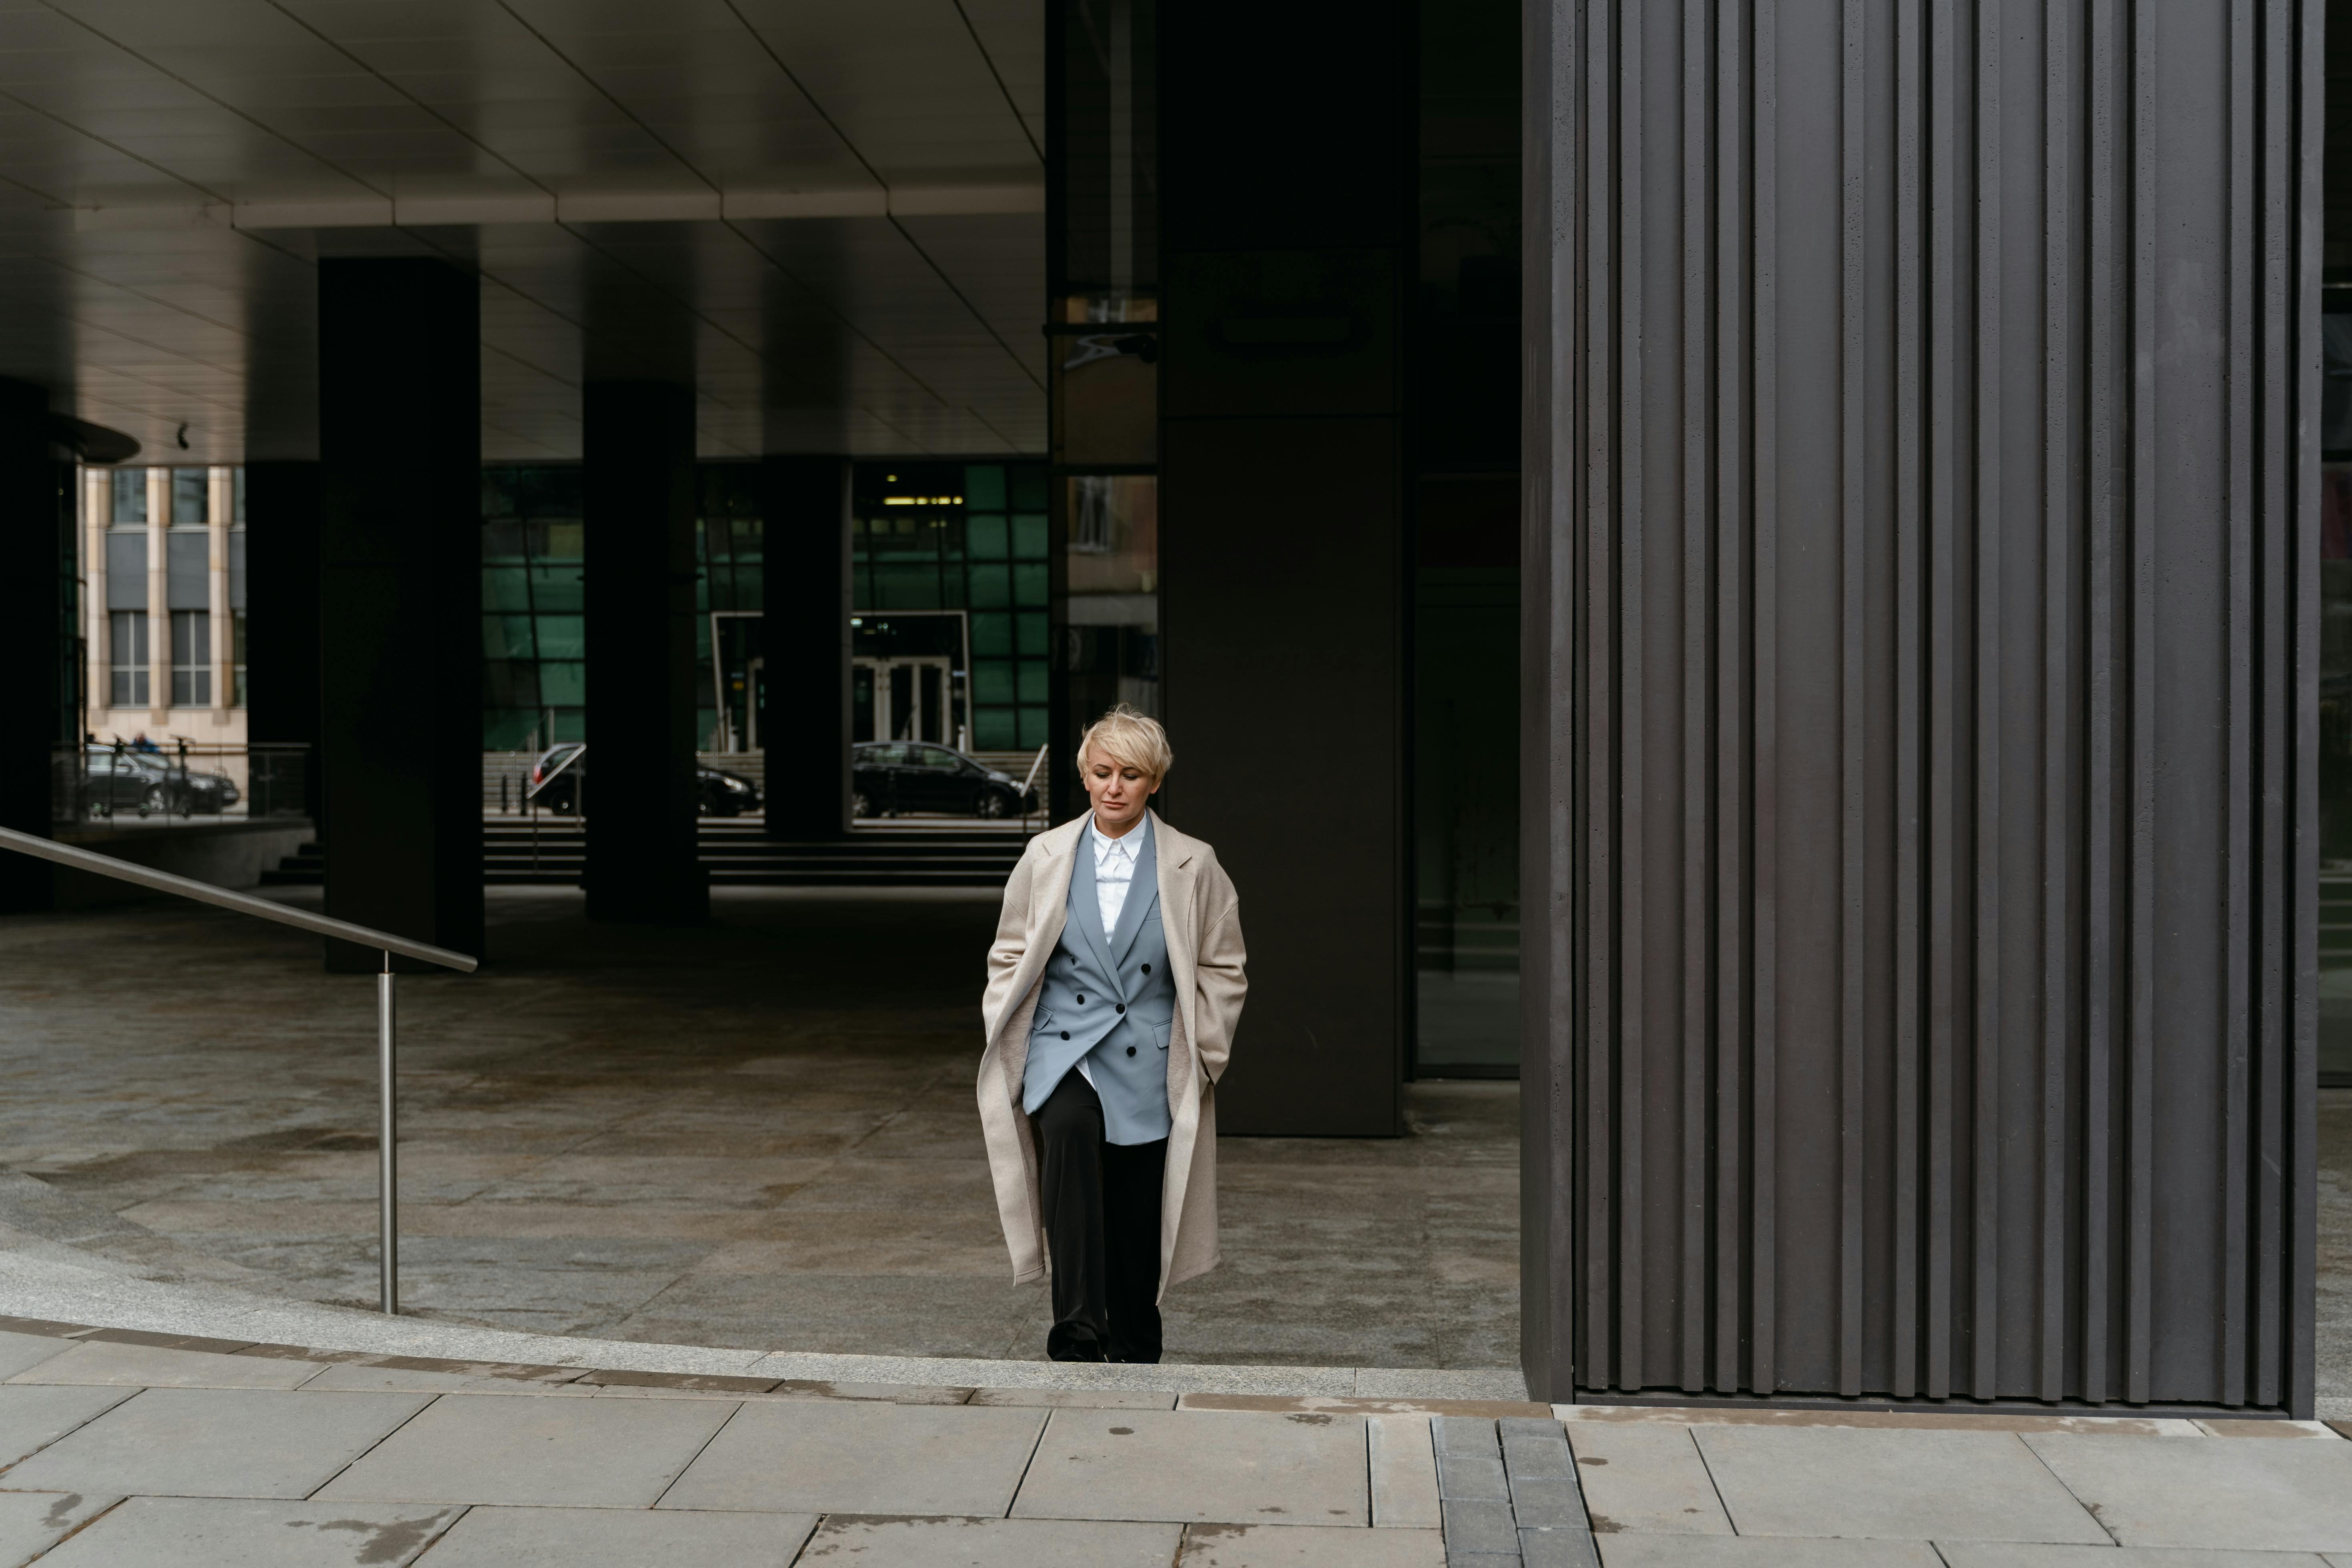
[378,951,398,1315]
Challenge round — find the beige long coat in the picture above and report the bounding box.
[976,811,1246,1300]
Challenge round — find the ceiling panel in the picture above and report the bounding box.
[0,0,1046,461]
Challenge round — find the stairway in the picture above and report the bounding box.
[261,822,1030,889]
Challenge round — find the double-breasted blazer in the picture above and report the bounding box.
[977,810,1247,1300]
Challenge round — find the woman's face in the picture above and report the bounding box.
[1083,748,1158,835]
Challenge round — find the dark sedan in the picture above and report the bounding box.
[853,742,1035,819]
[526,744,762,817]
[74,748,240,817]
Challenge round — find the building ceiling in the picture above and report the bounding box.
[0,0,1046,463]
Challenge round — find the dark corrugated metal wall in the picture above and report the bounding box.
[1521,0,2321,1411]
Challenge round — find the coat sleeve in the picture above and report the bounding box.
[1188,851,1248,1085]
[981,843,1038,1041]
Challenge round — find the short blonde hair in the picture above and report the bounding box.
[1077,703,1173,781]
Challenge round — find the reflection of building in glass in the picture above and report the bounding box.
[853,463,1050,752]
[78,467,246,747]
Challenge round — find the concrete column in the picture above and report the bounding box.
[1157,0,1410,1136]
[583,380,705,924]
[318,258,482,969]
[243,462,321,824]
[0,377,66,912]
[144,468,166,729]
[758,457,850,839]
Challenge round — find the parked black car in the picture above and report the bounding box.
[852,742,1036,819]
[525,744,761,817]
[74,747,240,818]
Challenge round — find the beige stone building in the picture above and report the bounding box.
[77,466,246,749]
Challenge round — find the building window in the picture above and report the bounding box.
[110,469,146,525]
[481,465,585,751]
[109,611,148,706]
[231,609,248,707]
[170,468,208,527]
[170,609,210,706]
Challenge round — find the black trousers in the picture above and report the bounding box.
[1034,1069,1166,1363]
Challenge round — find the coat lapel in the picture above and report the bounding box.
[1106,816,1159,969]
[1066,821,1119,978]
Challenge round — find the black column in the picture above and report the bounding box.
[583,381,705,923]
[758,457,850,839]
[0,377,68,913]
[1158,0,1410,1136]
[318,258,482,969]
[242,462,321,825]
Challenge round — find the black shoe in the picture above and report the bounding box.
[1047,1330,1106,1362]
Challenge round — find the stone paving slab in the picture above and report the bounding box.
[0,1489,117,1566]
[7,1339,323,1390]
[0,1381,135,1465]
[1938,1546,2337,1566]
[1691,1426,2108,1544]
[315,1391,735,1507]
[796,1515,1183,1566]
[0,1328,72,1380]
[1593,1540,1943,1566]
[6,1388,432,1499]
[1369,1413,1440,1528]
[1565,1422,1731,1535]
[2023,1432,2352,1551]
[414,1505,817,1566]
[1014,1408,1371,1527]
[38,1496,463,1568]
[1176,1522,1445,1565]
[659,1397,1048,1516]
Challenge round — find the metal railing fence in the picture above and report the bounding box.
[0,823,473,1316]
[53,742,310,826]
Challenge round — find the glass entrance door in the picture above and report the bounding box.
[853,657,956,746]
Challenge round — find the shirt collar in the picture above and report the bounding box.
[1088,812,1146,860]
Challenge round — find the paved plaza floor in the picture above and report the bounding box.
[0,1317,2342,1567]
[0,886,1517,1369]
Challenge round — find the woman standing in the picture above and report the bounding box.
[976,705,1247,1362]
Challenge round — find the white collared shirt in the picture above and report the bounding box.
[1088,813,1144,935]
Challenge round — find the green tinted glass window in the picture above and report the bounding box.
[483,567,531,612]
[964,465,1007,511]
[535,615,586,659]
[1012,469,1049,509]
[873,565,941,608]
[483,615,536,659]
[967,515,1010,559]
[971,612,1013,657]
[1017,664,1049,704]
[539,661,587,705]
[1013,563,1049,606]
[1012,514,1049,559]
[975,708,1018,748]
[529,565,584,613]
[1017,612,1049,656]
[974,660,1016,705]
[968,565,1012,609]
[1017,707,1049,748]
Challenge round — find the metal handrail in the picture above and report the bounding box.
[0,823,476,1318]
[1018,744,1049,834]
[524,743,585,805]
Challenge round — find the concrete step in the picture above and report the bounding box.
[272,831,1028,889]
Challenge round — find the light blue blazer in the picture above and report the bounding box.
[1019,817,1178,1144]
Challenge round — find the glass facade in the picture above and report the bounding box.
[480,465,585,751]
[1410,0,1522,1075]
[698,465,763,751]
[853,462,1051,750]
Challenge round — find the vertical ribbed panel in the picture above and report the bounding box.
[1521,0,2321,1411]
